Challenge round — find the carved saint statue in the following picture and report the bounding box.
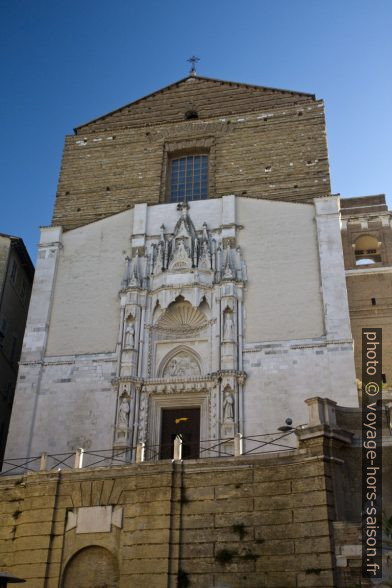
[170,240,191,270]
[223,390,234,422]
[124,322,135,348]
[154,243,164,273]
[118,397,130,428]
[223,312,234,341]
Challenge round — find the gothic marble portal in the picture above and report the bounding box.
[114,201,247,455]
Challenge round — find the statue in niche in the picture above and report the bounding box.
[164,352,200,378]
[223,390,234,422]
[199,241,210,269]
[124,321,135,348]
[118,397,130,428]
[154,242,164,273]
[170,239,191,270]
[223,311,235,341]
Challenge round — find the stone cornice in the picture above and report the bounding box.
[114,370,247,389]
[346,265,392,277]
[244,337,352,353]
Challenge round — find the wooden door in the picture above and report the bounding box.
[160,407,200,459]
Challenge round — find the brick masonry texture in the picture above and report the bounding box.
[340,195,392,387]
[52,77,331,231]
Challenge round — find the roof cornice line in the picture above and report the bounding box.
[73,75,316,133]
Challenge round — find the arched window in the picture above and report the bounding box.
[169,155,208,202]
[354,235,381,265]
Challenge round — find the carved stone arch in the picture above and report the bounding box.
[62,545,119,588]
[353,233,382,265]
[156,296,208,332]
[165,290,196,310]
[158,345,202,378]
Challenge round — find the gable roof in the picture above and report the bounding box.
[74,75,316,133]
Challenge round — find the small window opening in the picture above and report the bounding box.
[382,373,387,384]
[185,110,198,120]
[371,298,376,306]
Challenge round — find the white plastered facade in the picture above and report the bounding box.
[5,195,358,463]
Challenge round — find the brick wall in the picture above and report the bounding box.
[53,78,330,231]
[340,197,392,389]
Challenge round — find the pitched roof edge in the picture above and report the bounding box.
[74,75,316,133]
[0,234,35,276]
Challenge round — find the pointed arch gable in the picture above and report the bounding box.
[158,345,202,378]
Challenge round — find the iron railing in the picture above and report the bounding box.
[0,429,298,477]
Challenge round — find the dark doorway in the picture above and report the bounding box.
[160,407,200,459]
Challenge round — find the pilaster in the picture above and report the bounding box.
[21,226,63,363]
[5,227,63,463]
[314,197,352,341]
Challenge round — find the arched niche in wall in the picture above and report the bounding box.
[62,545,119,588]
[198,295,211,317]
[354,234,381,265]
[155,296,209,334]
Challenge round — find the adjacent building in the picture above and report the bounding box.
[0,234,34,465]
[341,194,392,394]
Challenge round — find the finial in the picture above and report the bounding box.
[187,55,200,76]
[177,202,189,215]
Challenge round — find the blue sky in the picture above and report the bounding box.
[1,0,391,262]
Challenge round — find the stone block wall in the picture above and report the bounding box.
[0,451,337,588]
[333,522,370,588]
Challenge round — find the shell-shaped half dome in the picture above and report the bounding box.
[157,300,208,332]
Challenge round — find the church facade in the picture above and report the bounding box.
[1,74,391,588]
[5,76,359,462]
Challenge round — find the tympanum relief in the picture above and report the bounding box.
[163,352,200,378]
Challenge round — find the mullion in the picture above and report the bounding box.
[170,155,208,202]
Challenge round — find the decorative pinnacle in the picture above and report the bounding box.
[187,55,200,76]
